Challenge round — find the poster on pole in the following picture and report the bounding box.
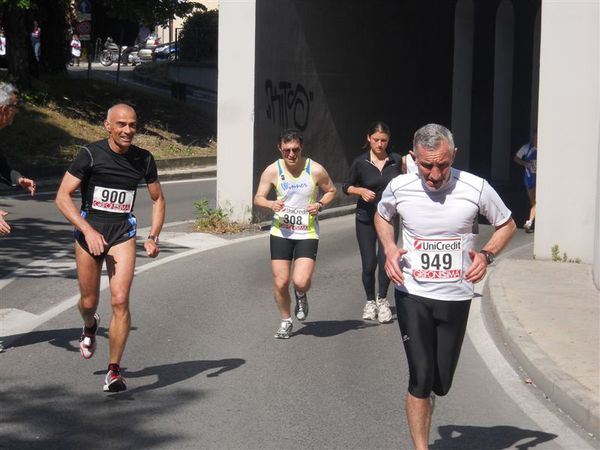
[76,0,92,40]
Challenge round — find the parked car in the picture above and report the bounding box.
[138,34,161,62]
[152,42,177,61]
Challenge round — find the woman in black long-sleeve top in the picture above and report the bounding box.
[343,121,402,323]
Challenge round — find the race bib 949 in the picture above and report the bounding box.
[92,186,135,213]
[411,237,463,283]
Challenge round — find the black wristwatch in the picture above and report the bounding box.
[480,250,495,265]
[147,235,160,244]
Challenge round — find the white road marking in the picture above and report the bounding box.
[0,231,267,348]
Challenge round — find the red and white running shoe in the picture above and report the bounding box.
[79,313,100,359]
[103,366,127,392]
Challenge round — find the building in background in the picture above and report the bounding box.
[155,0,218,45]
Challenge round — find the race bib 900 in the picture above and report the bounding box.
[276,206,309,231]
[410,237,463,283]
[92,186,135,213]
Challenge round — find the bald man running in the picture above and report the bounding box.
[56,104,165,392]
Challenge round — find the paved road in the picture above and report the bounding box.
[0,209,593,449]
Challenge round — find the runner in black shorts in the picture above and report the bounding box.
[254,129,336,339]
[375,124,516,450]
[56,104,165,393]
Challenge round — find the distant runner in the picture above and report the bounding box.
[56,104,165,392]
[254,129,336,339]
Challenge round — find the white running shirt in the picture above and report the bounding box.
[378,168,512,300]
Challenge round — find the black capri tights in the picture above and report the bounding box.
[395,291,471,399]
[355,216,399,300]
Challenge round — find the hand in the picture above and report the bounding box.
[18,177,36,196]
[271,199,285,212]
[384,247,407,285]
[464,250,488,283]
[84,229,108,256]
[0,209,11,235]
[144,239,160,258]
[360,188,376,202]
[307,202,321,216]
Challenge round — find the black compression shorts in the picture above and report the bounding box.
[270,235,318,261]
[75,211,137,258]
[394,291,471,399]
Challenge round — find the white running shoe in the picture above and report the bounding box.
[79,313,100,359]
[376,297,392,323]
[294,291,309,321]
[274,321,293,339]
[524,220,533,233]
[362,300,377,320]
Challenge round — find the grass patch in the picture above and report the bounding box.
[0,72,216,171]
[193,199,257,234]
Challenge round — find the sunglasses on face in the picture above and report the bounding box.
[281,147,302,155]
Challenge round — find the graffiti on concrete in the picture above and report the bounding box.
[265,80,314,131]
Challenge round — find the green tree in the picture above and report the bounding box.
[95,0,202,27]
[178,8,217,62]
[0,0,203,88]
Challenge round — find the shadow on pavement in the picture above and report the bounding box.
[93,358,246,398]
[0,384,201,450]
[3,326,136,352]
[293,319,379,338]
[430,424,558,449]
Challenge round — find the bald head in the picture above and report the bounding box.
[106,103,136,122]
[104,104,138,152]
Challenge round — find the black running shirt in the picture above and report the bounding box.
[68,139,158,220]
[343,151,402,222]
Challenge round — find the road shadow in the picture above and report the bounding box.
[293,319,379,338]
[0,383,201,449]
[430,424,558,449]
[0,213,192,280]
[92,358,246,398]
[1,326,139,352]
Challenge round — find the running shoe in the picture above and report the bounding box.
[274,321,293,339]
[79,313,100,359]
[362,300,378,320]
[524,220,534,233]
[376,296,393,323]
[103,367,127,392]
[294,290,309,321]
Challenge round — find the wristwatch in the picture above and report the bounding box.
[147,235,160,244]
[480,250,495,265]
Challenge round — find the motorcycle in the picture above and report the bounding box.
[99,37,141,66]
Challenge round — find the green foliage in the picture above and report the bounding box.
[551,244,581,263]
[0,0,32,8]
[178,9,218,62]
[97,0,203,27]
[193,199,248,234]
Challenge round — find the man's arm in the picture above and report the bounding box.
[55,172,107,256]
[143,181,165,258]
[0,209,11,235]
[465,218,517,283]
[375,212,406,285]
[254,164,283,212]
[307,162,337,215]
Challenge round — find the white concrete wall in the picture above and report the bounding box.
[535,0,599,265]
[216,0,256,222]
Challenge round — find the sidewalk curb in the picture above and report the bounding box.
[485,260,599,437]
[0,157,216,194]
